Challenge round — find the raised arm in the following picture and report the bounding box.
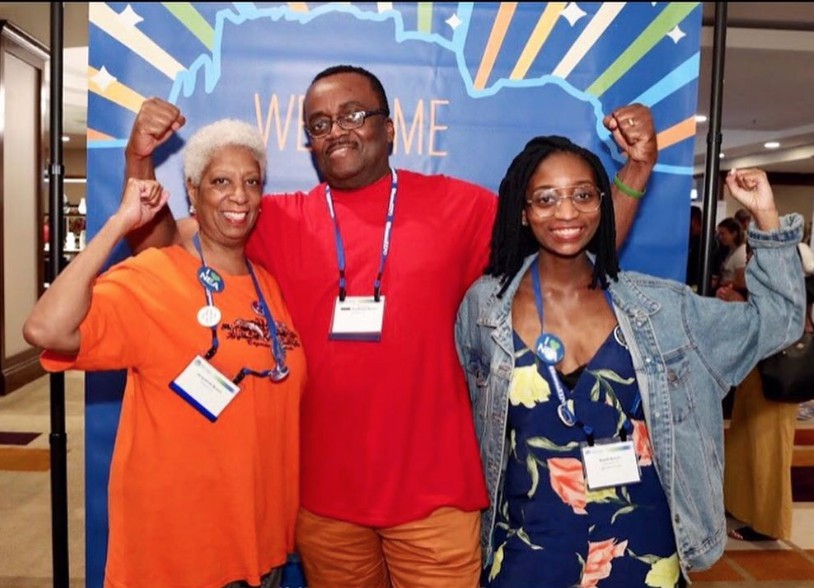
[23,179,169,354]
[124,98,187,253]
[602,104,658,249]
[690,168,803,389]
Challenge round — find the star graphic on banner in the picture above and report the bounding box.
[119,4,144,28]
[446,13,462,30]
[667,26,686,43]
[561,3,587,26]
[91,66,117,91]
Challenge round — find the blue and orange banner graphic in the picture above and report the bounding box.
[86,4,702,586]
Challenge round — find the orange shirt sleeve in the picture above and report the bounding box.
[40,252,161,373]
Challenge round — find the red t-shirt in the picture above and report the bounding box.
[246,170,495,526]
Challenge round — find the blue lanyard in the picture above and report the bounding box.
[324,169,398,302]
[530,256,635,443]
[193,234,289,383]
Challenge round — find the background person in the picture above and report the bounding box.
[721,238,814,541]
[797,240,814,421]
[123,66,657,587]
[718,281,798,543]
[735,207,752,232]
[24,120,305,588]
[715,217,747,289]
[455,144,805,586]
[686,205,703,290]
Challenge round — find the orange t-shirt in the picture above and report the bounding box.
[42,245,305,588]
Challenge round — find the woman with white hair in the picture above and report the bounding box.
[24,119,305,588]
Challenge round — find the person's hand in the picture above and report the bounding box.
[115,178,170,232]
[716,284,745,303]
[125,97,186,160]
[603,104,657,168]
[725,168,780,231]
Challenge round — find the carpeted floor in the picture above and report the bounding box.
[691,549,814,584]
[0,431,49,472]
[0,447,51,472]
[0,432,40,445]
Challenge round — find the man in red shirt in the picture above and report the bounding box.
[125,65,656,587]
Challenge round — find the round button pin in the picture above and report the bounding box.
[535,333,565,365]
[197,305,222,328]
[197,267,225,293]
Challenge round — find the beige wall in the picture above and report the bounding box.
[2,51,41,357]
[723,183,814,240]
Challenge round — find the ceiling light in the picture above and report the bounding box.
[719,152,725,158]
[694,114,708,123]
[764,141,780,149]
[61,135,70,142]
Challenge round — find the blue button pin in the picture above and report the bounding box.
[535,333,565,365]
[198,267,225,293]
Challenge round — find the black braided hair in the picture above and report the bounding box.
[310,65,390,116]
[486,135,619,296]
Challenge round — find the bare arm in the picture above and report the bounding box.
[23,179,169,354]
[730,266,747,293]
[124,98,187,254]
[602,104,658,249]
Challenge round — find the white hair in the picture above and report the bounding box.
[183,119,267,187]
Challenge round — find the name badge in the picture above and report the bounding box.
[330,296,385,341]
[581,439,642,490]
[169,355,240,422]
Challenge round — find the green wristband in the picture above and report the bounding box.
[614,175,645,199]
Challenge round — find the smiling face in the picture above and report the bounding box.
[187,144,263,248]
[304,71,394,190]
[524,151,602,258]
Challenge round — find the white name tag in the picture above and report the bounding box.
[581,440,642,490]
[169,355,241,422]
[330,296,385,341]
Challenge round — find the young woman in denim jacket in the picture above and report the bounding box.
[455,135,805,587]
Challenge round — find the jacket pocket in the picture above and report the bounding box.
[463,350,491,443]
[663,349,693,423]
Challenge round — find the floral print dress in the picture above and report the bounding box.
[486,326,682,588]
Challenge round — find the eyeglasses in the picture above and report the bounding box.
[526,185,603,217]
[305,109,388,138]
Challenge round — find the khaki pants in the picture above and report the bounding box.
[296,506,481,588]
[724,367,798,540]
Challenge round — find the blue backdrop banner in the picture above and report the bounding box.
[86,3,702,586]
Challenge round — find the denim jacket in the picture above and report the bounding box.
[455,214,805,578]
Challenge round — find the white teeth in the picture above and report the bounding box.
[552,227,581,237]
[223,211,247,221]
[329,144,352,154]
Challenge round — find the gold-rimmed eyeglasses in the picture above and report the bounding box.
[526,185,603,217]
[305,109,388,139]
